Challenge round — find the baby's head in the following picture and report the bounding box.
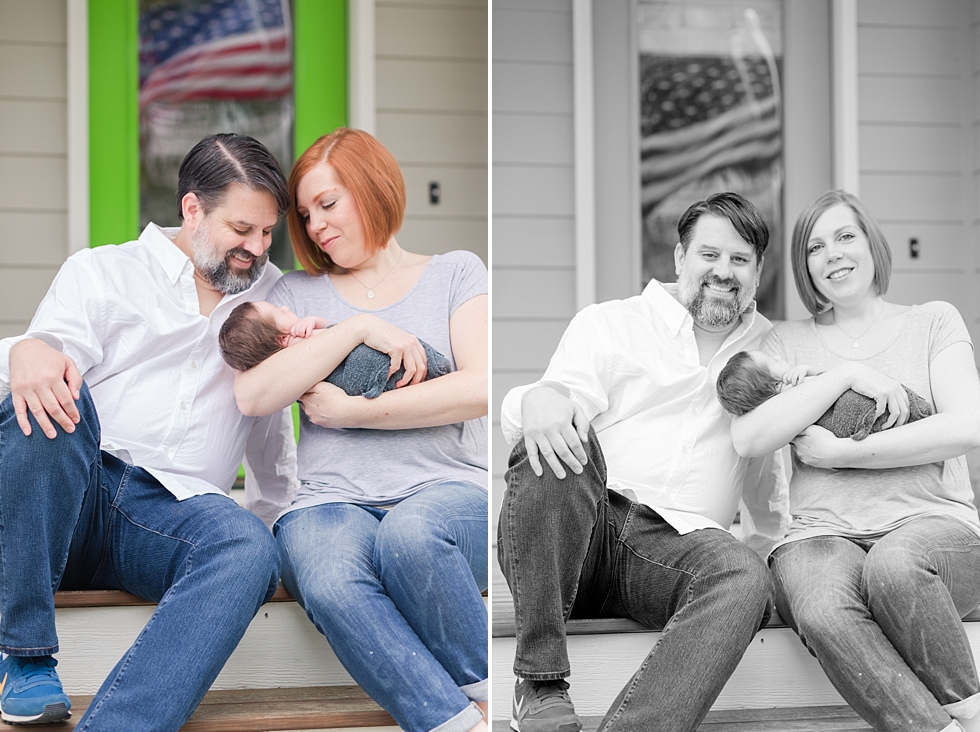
[716,350,785,416]
[218,301,300,371]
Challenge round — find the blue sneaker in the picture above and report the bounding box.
[0,655,71,725]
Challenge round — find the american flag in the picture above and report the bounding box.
[639,52,781,215]
[139,0,292,110]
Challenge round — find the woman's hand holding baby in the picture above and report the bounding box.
[300,381,354,429]
[837,362,910,429]
[351,314,428,387]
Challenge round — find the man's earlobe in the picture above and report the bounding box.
[181,192,202,223]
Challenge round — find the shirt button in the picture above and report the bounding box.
[180,402,187,411]
[190,361,198,370]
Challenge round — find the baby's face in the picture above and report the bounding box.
[252,301,300,332]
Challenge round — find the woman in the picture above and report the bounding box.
[731,190,980,732]
[234,128,489,732]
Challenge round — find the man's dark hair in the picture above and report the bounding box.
[677,191,769,261]
[176,134,290,220]
[715,351,781,417]
[218,301,286,371]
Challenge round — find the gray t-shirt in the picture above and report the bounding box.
[270,251,488,514]
[764,301,980,548]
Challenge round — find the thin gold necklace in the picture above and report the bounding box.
[832,301,884,348]
[347,248,403,299]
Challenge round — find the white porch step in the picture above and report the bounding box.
[491,561,980,720]
[53,588,356,694]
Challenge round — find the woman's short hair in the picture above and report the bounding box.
[791,190,893,315]
[287,128,406,275]
[177,133,290,220]
[677,191,769,262]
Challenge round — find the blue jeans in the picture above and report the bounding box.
[274,480,488,732]
[0,385,281,731]
[771,516,980,732]
[497,430,774,732]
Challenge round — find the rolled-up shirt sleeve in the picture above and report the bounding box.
[0,252,107,397]
[499,306,609,445]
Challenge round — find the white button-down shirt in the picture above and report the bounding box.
[0,224,297,526]
[500,279,789,552]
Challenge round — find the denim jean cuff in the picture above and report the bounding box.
[945,690,980,725]
[431,702,484,732]
[461,679,488,703]
[0,645,59,658]
[513,670,571,681]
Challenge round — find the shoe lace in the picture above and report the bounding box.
[11,656,60,692]
[528,680,573,713]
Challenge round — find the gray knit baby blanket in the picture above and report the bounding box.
[815,385,934,440]
[325,341,452,399]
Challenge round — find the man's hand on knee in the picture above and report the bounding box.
[521,386,590,479]
[9,339,82,439]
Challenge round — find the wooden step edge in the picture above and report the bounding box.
[28,686,397,732]
[53,584,296,608]
[55,586,486,609]
[492,606,980,638]
[492,706,872,732]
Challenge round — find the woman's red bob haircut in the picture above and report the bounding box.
[287,128,406,275]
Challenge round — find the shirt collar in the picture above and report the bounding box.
[138,222,276,298]
[140,223,192,285]
[641,278,760,337]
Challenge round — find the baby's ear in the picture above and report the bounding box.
[276,333,291,348]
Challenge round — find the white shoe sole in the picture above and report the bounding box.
[1,701,71,725]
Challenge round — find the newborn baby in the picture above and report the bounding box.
[716,350,933,440]
[218,301,452,399]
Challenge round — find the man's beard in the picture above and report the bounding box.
[192,223,268,295]
[679,274,755,328]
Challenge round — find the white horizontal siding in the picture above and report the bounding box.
[857,27,961,75]
[492,320,568,372]
[393,218,487,258]
[0,212,68,265]
[878,222,969,269]
[0,44,66,98]
[859,76,962,124]
[376,0,487,264]
[492,0,575,528]
[0,0,68,337]
[376,4,487,59]
[861,172,965,222]
[493,165,575,216]
[0,99,67,154]
[860,124,962,173]
[492,113,573,165]
[378,113,487,164]
[493,216,575,267]
[859,0,963,27]
[492,62,574,114]
[0,0,65,43]
[492,268,576,319]
[376,59,486,112]
[0,268,58,323]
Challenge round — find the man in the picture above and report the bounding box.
[0,134,298,730]
[498,192,790,732]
